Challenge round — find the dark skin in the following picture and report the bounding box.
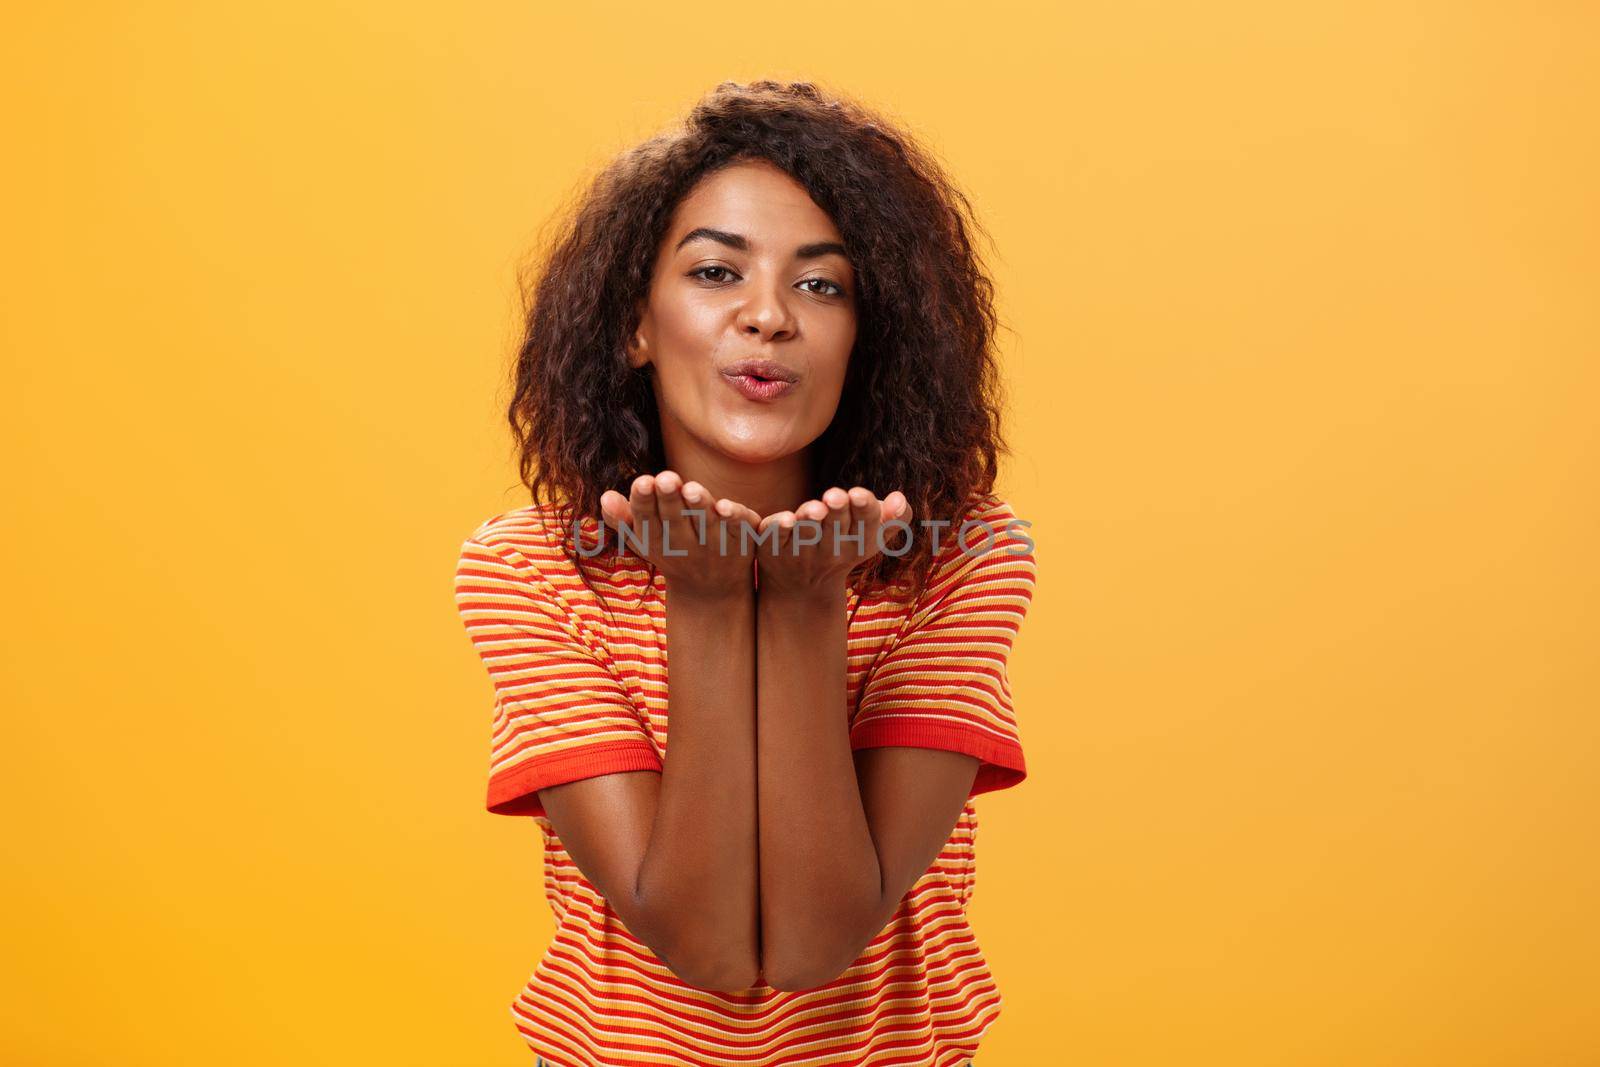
[534,161,977,993]
[537,473,765,992]
[537,472,978,993]
[752,485,981,992]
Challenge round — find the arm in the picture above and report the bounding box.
[755,579,979,992]
[539,584,760,993]
[512,472,764,993]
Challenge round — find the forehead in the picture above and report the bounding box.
[667,161,842,245]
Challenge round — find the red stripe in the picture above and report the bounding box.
[454,494,1034,1063]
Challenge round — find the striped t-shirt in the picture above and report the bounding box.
[453,494,1036,1066]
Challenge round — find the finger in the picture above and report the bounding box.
[846,486,877,554]
[778,510,800,555]
[655,471,703,552]
[709,496,737,555]
[878,491,912,556]
[680,480,710,541]
[600,489,634,530]
[719,499,762,557]
[730,501,764,529]
[819,487,852,556]
[760,510,797,556]
[789,500,829,555]
[654,469,685,525]
[710,496,755,528]
[595,490,630,556]
[628,474,660,553]
[754,511,778,558]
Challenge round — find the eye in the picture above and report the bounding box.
[689,265,737,284]
[799,277,846,297]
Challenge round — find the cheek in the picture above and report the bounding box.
[820,325,856,389]
[657,292,725,353]
[805,355,854,427]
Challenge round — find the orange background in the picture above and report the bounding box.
[5,3,1597,1064]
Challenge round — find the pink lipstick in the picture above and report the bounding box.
[720,357,799,402]
[722,373,796,401]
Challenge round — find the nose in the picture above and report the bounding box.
[734,274,797,341]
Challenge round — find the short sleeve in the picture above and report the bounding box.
[453,536,662,817]
[851,511,1036,799]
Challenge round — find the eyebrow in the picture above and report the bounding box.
[674,227,849,261]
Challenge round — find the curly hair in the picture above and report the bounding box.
[506,79,1011,604]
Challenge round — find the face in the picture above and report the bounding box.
[627,159,858,471]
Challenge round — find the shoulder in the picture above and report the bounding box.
[929,493,1036,585]
[912,494,1037,618]
[464,502,611,563]
[454,502,593,595]
[461,501,559,552]
[455,504,639,641]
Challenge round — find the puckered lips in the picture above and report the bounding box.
[721,357,798,401]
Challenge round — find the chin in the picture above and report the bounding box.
[714,435,802,466]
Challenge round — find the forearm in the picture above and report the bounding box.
[755,581,883,990]
[634,584,761,989]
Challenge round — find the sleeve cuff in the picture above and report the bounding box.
[849,717,1027,798]
[486,740,664,817]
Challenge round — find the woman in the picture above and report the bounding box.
[455,80,1035,1067]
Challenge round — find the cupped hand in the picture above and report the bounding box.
[600,470,765,601]
[754,486,912,600]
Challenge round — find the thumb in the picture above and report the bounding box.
[600,490,631,527]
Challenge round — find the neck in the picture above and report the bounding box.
[657,425,813,521]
